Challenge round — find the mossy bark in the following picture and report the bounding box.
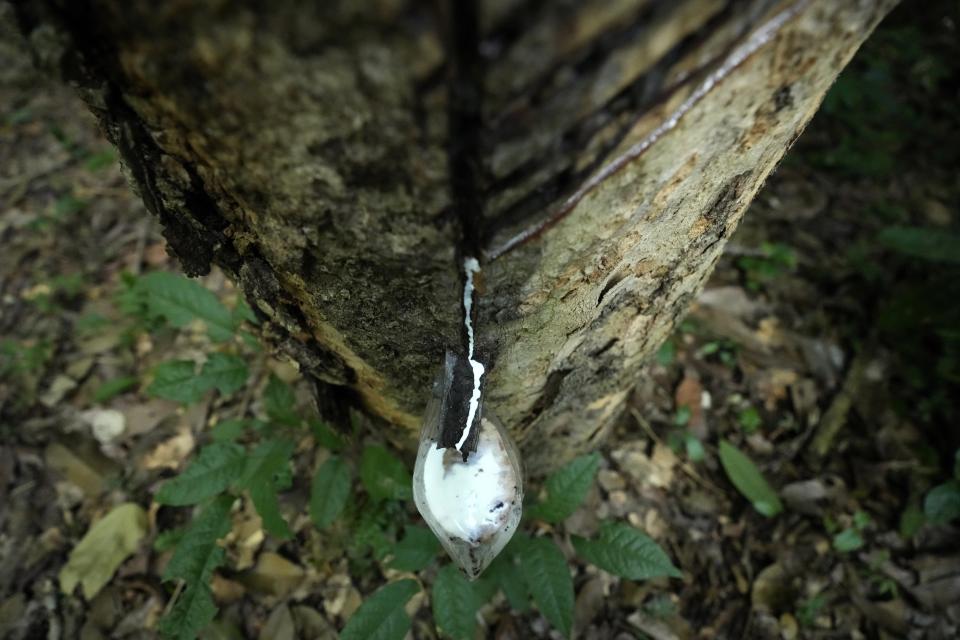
[10,0,896,472]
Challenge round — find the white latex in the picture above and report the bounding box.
[423,421,517,544]
[414,414,522,579]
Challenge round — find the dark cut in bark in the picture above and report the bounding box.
[8,0,897,472]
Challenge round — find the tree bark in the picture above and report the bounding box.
[10,0,896,472]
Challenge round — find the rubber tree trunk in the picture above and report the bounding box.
[10,0,896,473]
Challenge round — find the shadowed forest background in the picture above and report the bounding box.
[1,1,959,639]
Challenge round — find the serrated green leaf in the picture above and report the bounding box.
[237,439,294,538]
[432,564,484,640]
[92,376,138,403]
[250,478,291,539]
[148,355,247,405]
[718,440,783,517]
[310,455,351,529]
[59,503,147,599]
[389,525,440,572]
[148,360,205,404]
[156,443,246,506]
[360,445,412,502]
[518,537,573,638]
[160,495,235,640]
[139,271,237,341]
[160,582,218,640]
[572,521,681,581]
[528,452,600,523]
[200,353,249,395]
[340,579,419,640]
[263,375,300,426]
[352,503,393,561]
[924,480,960,524]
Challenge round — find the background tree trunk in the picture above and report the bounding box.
[10,0,895,473]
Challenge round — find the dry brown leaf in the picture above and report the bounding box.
[44,442,105,497]
[242,552,305,598]
[674,372,706,438]
[140,425,195,470]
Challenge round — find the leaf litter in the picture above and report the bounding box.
[2,4,959,639]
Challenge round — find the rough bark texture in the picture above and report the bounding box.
[10,0,896,473]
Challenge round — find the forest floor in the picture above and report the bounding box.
[1,3,958,640]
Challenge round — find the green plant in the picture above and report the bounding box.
[923,449,960,525]
[796,593,827,628]
[133,272,681,639]
[331,452,680,640]
[736,242,795,291]
[831,510,870,553]
[718,440,783,517]
[737,406,762,433]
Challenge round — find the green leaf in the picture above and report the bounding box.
[309,418,344,451]
[154,527,185,553]
[59,503,147,599]
[718,440,783,517]
[899,504,925,539]
[309,456,352,529]
[148,355,247,404]
[139,271,238,341]
[263,375,300,426]
[360,445,412,502]
[528,452,600,523]
[924,480,960,524]
[656,339,676,366]
[340,579,420,640]
[738,407,762,433]
[156,443,246,506]
[684,434,705,462]
[572,521,681,580]
[878,226,960,264]
[159,495,235,640]
[518,537,573,638]
[486,553,529,612]
[210,418,247,442]
[250,480,291,539]
[148,360,205,404]
[199,353,249,396]
[85,149,117,171]
[237,439,294,538]
[352,503,394,561]
[92,376,138,403]
[832,528,864,553]
[432,564,484,640]
[389,525,440,572]
[231,298,258,326]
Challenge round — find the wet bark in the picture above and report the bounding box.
[10,0,896,473]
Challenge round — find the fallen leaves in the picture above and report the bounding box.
[59,503,148,599]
